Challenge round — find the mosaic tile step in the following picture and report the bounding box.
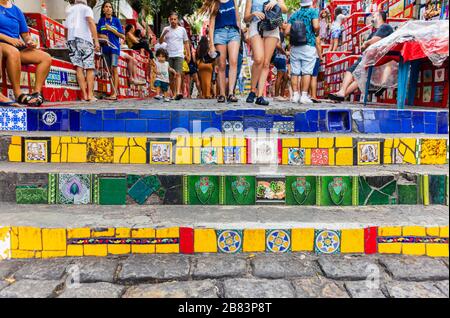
[2,136,449,166]
[1,225,447,259]
[0,105,447,134]
[2,172,448,207]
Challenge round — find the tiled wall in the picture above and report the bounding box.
[0,108,448,134]
[5,136,449,166]
[7,173,448,206]
[1,225,448,259]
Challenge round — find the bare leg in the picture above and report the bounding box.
[335,71,355,97]
[344,80,359,96]
[216,44,228,97]
[226,40,239,96]
[76,67,87,100]
[257,36,278,97]
[301,75,311,95]
[250,35,264,93]
[0,43,22,98]
[20,49,52,94]
[86,69,95,100]
[291,75,299,94]
[310,76,318,99]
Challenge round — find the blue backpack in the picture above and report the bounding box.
[290,20,308,46]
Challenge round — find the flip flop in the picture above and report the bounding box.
[0,101,20,107]
[104,96,118,101]
[328,93,345,102]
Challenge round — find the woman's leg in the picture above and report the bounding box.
[193,73,202,98]
[275,70,284,96]
[111,66,119,98]
[257,37,278,97]
[249,35,265,93]
[76,67,88,100]
[20,49,52,94]
[86,69,95,100]
[226,40,239,96]
[215,44,228,97]
[0,43,22,99]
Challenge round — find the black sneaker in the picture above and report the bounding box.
[246,92,256,103]
[255,96,269,106]
[174,94,183,100]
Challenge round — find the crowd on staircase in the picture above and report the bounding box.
[0,0,448,107]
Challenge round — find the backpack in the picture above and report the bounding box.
[258,1,283,36]
[290,20,308,46]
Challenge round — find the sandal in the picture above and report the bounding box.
[227,94,238,103]
[217,95,226,103]
[31,92,44,106]
[17,93,39,106]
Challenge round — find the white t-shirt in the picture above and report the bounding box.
[331,14,346,31]
[162,26,188,58]
[155,61,170,83]
[65,4,95,43]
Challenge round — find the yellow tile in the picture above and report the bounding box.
[51,137,60,153]
[175,147,192,164]
[108,245,131,255]
[378,226,402,254]
[426,244,449,257]
[341,229,364,253]
[60,137,71,143]
[242,229,265,252]
[426,227,440,236]
[291,228,314,252]
[335,148,353,166]
[67,228,90,239]
[192,137,202,147]
[67,144,87,163]
[11,250,36,259]
[217,147,223,164]
[328,148,335,165]
[403,150,417,164]
[378,227,402,236]
[114,146,128,164]
[79,137,88,143]
[114,137,129,147]
[131,228,156,254]
[234,138,246,147]
[42,229,66,251]
[91,228,115,237]
[384,155,392,164]
[61,143,68,162]
[67,245,84,257]
[41,251,66,258]
[202,138,212,147]
[304,149,311,165]
[440,226,449,238]
[300,138,317,149]
[176,136,186,147]
[0,227,10,240]
[282,148,289,165]
[194,229,217,253]
[51,154,61,163]
[403,226,426,236]
[35,252,42,258]
[116,228,130,238]
[212,137,224,147]
[402,225,426,255]
[282,138,299,148]
[193,147,201,164]
[318,138,334,148]
[10,227,18,250]
[335,137,353,148]
[18,227,42,251]
[11,136,22,145]
[402,138,416,150]
[398,143,406,155]
[240,148,247,164]
[8,145,22,162]
[384,138,393,148]
[393,138,400,148]
[156,227,180,254]
[84,245,108,257]
[130,146,147,164]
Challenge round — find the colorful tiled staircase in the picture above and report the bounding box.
[0,101,448,259]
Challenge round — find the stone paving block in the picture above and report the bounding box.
[123,280,219,298]
[386,281,447,298]
[192,255,247,279]
[58,282,125,298]
[13,259,71,281]
[223,278,295,298]
[252,254,320,279]
[0,260,24,279]
[379,256,449,281]
[344,281,386,298]
[118,254,190,283]
[0,281,9,292]
[434,280,449,297]
[71,257,119,283]
[292,276,349,298]
[318,256,380,280]
[0,279,62,298]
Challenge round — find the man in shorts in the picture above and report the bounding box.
[159,12,191,100]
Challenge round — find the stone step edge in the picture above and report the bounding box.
[0,225,448,259]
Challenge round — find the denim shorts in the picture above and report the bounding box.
[290,45,317,76]
[273,57,287,72]
[214,27,240,45]
[154,80,169,92]
[312,58,320,77]
[104,52,119,68]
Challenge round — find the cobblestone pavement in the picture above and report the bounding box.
[0,254,448,298]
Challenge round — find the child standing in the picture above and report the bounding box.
[319,9,331,44]
[330,7,347,51]
[154,48,176,102]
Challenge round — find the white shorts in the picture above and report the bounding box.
[290,45,317,76]
[248,21,280,39]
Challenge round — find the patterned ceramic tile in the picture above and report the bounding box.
[149,141,172,164]
[319,176,353,206]
[256,178,286,204]
[57,174,91,204]
[0,108,27,131]
[217,230,243,253]
[201,147,218,164]
[285,176,317,205]
[184,176,220,205]
[224,176,256,205]
[248,138,279,164]
[24,139,49,163]
[266,229,291,253]
[311,148,329,165]
[357,141,381,165]
[16,186,48,204]
[288,148,305,165]
[222,121,244,133]
[314,230,341,254]
[273,121,295,133]
[223,147,241,164]
[87,138,113,163]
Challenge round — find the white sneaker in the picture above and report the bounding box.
[300,94,313,104]
[154,95,162,100]
[164,97,171,102]
[292,92,300,103]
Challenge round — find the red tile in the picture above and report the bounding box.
[364,226,378,254]
[180,227,194,254]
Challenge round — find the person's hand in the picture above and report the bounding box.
[264,1,278,11]
[94,40,100,52]
[6,37,25,48]
[253,12,265,20]
[105,24,113,31]
[26,40,37,49]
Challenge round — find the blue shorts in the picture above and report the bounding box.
[154,80,169,92]
[330,28,342,39]
[312,58,320,77]
[104,52,119,68]
[214,27,240,45]
[273,57,287,72]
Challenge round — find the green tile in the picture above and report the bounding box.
[398,184,418,205]
[16,186,48,204]
[225,176,255,205]
[319,176,352,206]
[358,176,397,205]
[99,177,127,205]
[185,176,220,205]
[285,176,317,205]
[429,175,446,205]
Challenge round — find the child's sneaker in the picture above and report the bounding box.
[154,95,163,100]
[164,97,171,102]
[300,94,313,104]
[292,92,300,103]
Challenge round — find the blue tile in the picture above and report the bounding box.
[306,110,319,122]
[38,109,69,131]
[222,110,244,117]
[354,120,364,133]
[103,110,116,119]
[387,110,398,119]
[380,119,401,133]
[294,113,307,131]
[400,119,412,133]
[116,110,139,119]
[412,112,424,133]
[272,115,294,121]
[103,120,125,132]
[308,121,319,132]
[328,110,352,133]
[424,123,437,134]
[69,110,80,131]
[374,110,384,120]
[211,113,222,131]
[147,119,171,133]
[189,111,212,119]
[171,111,190,130]
[424,112,437,125]
[319,110,327,120]
[242,110,266,117]
[243,117,274,131]
[139,110,170,119]
[319,120,328,132]
[397,110,412,118]
[26,109,38,131]
[363,120,380,133]
[80,110,103,131]
[437,112,449,134]
[125,120,147,132]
